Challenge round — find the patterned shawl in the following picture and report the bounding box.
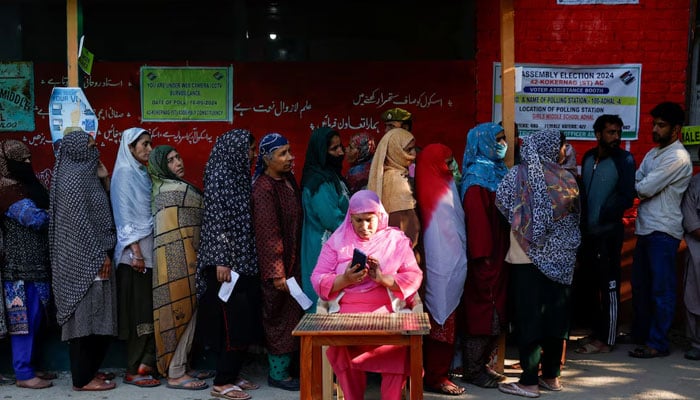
[495,129,581,285]
[148,145,203,376]
[301,127,344,195]
[459,122,508,198]
[415,144,467,324]
[50,130,116,325]
[197,129,258,298]
[346,132,376,195]
[111,127,153,264]
[367,128,416,213]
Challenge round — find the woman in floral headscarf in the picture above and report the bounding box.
[495,129,580,398]
[345,132,376,195]
[197,129,262,400]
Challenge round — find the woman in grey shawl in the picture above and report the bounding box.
[110,127,160,387]
[50,129,117,391]
[495,129,580,398]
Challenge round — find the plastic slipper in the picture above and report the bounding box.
[538,377,563,391]
[575,342,611,354]
[95,371,116,381]
[234,378,260,390]
[628,345,669,359]
[73,380,116,391]
[16,377,53,389]
[211,385,252,400]
[685,347,700,360]
[0,374,15,385]
[498,382,540,398]
[462,370,500,388]
[188,369,216,379]
[166,377,209,390]
[123,374,161,387]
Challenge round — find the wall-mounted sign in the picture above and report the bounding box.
[0,61,35,132]
[48,87,99,146]
[493,63,642,140]
[140,66,233,122]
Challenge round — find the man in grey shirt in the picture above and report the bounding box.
[680,147,700,361]
[629,102,692,358]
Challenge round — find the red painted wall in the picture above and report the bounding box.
[476,0,692,164]
[6,61,475,188]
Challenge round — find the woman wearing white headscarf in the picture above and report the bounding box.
[111,127,160,388]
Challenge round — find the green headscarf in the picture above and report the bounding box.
[148,145,201,213]
[300,127,343,194]
[148,145,179,181]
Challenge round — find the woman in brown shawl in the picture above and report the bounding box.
[148,145,208,390]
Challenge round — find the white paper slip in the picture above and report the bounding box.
[218,269,240,302]
[286,277,313,310]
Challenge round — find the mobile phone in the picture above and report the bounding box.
[351,248,368,272]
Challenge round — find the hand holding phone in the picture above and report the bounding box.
[351,248,368,272]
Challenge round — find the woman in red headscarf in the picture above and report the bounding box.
[415,144,468,395]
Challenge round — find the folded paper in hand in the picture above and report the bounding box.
[218,269,240,302]
[286,277,313,310]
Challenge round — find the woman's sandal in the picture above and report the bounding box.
[123,374,161,387]
[73,378,117,391]
[538,377,563,391]
[575,340,611,354]
[426,380,465,395]
[498,382,540,398]
[211,385,252,400]
[234,378,260,390]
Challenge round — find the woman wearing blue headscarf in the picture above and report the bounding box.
[459,122,511,388]
[252,133,303,391]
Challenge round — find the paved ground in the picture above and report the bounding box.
[2,334,699,400]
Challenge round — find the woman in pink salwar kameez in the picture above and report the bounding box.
[311,190,423,400]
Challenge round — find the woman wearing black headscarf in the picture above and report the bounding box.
[197,129,262,400]
[50,129,117,391]
[0,139,51,389]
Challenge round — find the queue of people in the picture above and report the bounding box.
[1,102,700,400]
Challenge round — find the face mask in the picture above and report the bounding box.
[495,142,508,160]
[448,158,462,183]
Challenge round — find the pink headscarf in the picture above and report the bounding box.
[313,190,419,295]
